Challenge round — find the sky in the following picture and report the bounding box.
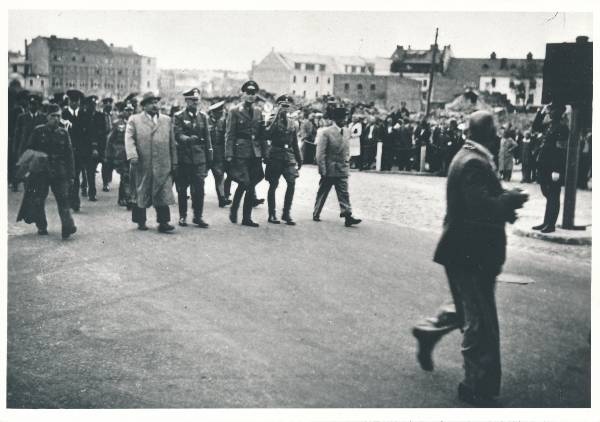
[8,10,593,72]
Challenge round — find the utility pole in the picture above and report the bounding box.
[425,27,439,117]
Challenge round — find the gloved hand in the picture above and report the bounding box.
[91,149,99,159]
[505,188,529,210]
[171,166,178,178]
[188,135,199,143]
[551,172,560,182]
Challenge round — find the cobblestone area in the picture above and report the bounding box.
[269,165,592,264]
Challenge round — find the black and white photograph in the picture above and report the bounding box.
[1,2,596,421]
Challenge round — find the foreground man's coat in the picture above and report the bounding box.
[125,112,178,208]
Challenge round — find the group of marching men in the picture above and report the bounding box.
[13,79,362,238]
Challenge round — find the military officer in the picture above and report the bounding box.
[208,100,232,207]
[62,89,90,211]
[224,80,268,227]
[312,105,361,227]
[20,104,77,239]
[173,88,213,228]
[13,93,47,162]
[105,102,135,208]
[264,94,302,225]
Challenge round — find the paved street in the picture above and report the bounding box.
[6,166,591,408]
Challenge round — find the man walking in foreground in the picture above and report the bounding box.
[312,105,361,227]
[412,111,528,406]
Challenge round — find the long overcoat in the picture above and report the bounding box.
[315,125,350,178]
[125,113,177,208]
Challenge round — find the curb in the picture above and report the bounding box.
[359,169,439,177]
[513,227,592,245]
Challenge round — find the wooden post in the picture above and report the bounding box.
[561,104,584,229]
[425,28,439,118]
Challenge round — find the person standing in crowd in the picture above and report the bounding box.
[105,101,135,209]
[520,131,536,183]
[125,92,178,233]
[100,97,114,192]
[208,100,232,208]
[19,104,78,239]
[312,105,361,227]
[381,116,396,171]
[440,119,463,176]
[13,94,48,180]
[531,103,568,233]
[84,95,111,201]
[348,114,363,169]
[578,128,592,190]
[299,112,317,165]
[395,119,412,171]
[498,127,518,181]
[62,89,89,211]
[225,80,267,228]
[412,110,528,406]
[173,88,213,228]
[428,120,444,174]
[415,119,431,172]
[264,95,302,225]
[362,115,379,170]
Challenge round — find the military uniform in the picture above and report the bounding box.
[208,101,230,207]
[265,95,302,224]
[105,103,134,208]
[173,89,213,226]
[224,81,267,226]
[21,112,77,238]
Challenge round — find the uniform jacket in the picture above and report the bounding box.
[25,123,75,180]
[173,109,213,166]
[533,112,568,185]
[434,140,516,272]
[225,103,267,159]
[498,136,518,172]
[14,111,47,157]
[315,124,350,177]
[125,112,177,208]
[62,107,90,159]
[299,119,317,144]
[265,117,302,165]
[105,117,129,167]
[209,113,227,162]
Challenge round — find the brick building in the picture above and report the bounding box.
[333,74,421,111]
[25,35,157,99]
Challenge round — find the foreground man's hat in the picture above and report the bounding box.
[209,100,226,112]
[47,104,61,115]
[276,95,294,106]
[140,92,161,106]
[183,88,201,100]
[241,80,259,94]
[66,89,84,101]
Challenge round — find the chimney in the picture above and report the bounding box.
[576,35,589,44]
[526,52,533,61]
[24,39,28,61]
[50,35,57,39]
[490,52,497,60]
[74,37,78,40]
[110,43,114,47]
[500,58,508,70]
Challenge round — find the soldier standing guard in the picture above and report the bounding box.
[173,88,213,228]
[19,104,77,239]
[264,95,302,225]
[312,105,362,227]
[224,80,268,228]
[208,100,232,208]
[105,102,135,208]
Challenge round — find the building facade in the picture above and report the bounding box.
[25,35,157,99]
[333,74,421,111]
[251,50,374,100]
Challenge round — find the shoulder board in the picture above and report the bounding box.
[174,110,185,117]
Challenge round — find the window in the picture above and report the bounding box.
[41,80,44,87]
[361,66,366,73]
[293,90,296,95]
[306,63,315,71]
[118,69,123,75]
[72,56,76,62]
[294,62,301,70]
[319,64,326,71]
[147,58,151,65]
[316,76,319,83]
[302,90,306,98]
[315,91,318,97]
[12,65,17,72]
[357,83,363,90]
[29,79,33,87]
[370,84,376,91]
[344,83,350,92]
[422,92,427,100]
[293,75,296,83]
[147,81,150,88]
[351,66,356,73]
[53,55,58,61]
[303,75,307,83]
[491,78,496,88]
[82,56,86,62]
[327,77,331,84]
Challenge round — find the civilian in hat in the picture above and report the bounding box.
[264,95,302,225]
[124,93,139,113]
[312,106,361,227]
[19,104,77,239]
[208,100,232,207]
[172,88,213,228]
[125,92,178,233]
[13,94,47,169]
[412,110,528,406]
[62,89,90,211]
[224,80,268,227]
[105,102,135,208]
[531,103,568,233]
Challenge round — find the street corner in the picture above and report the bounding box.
[512,223,592,246]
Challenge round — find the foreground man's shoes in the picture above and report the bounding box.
[344,215,362,227]
[241,219,259,227]
[541,225,556,233]
[532,223,546,230]
[158,223,175,233]
[312,216,321,222]
[102,184,110,192]
[193,217,209,228]
[61,225,77,240]
[412,327,442,371]
[457,382,500,407]
[252,198,265,207]
[37,228,49,236]
[282,213,296,225]
[137,223,149,231]
[178,217,188,227]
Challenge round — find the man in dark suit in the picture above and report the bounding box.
[224,81,267,227]
[208,100,231,208]
[411,110,528,406]
[173,88,213,228]
[312,105,361,227]
[13,93,47,163]
[62,89,89,211]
